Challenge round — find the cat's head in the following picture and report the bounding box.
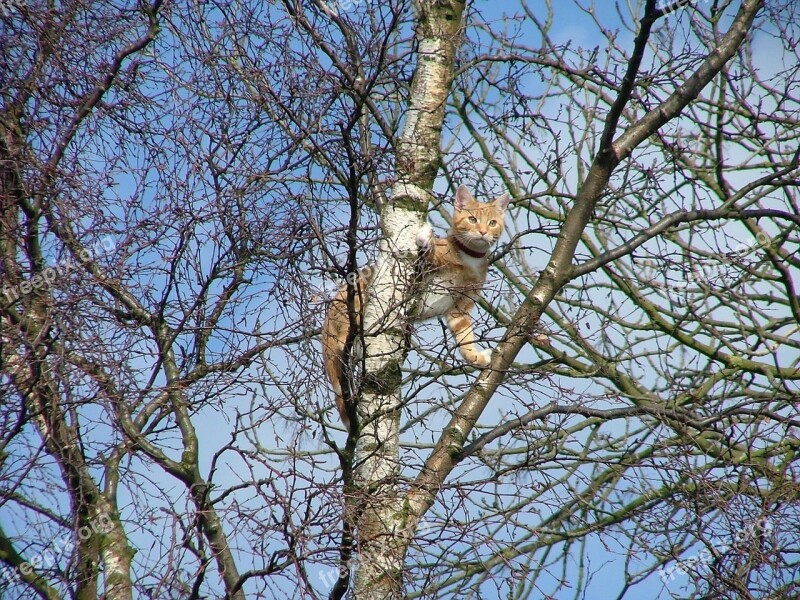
[451,185,510,250]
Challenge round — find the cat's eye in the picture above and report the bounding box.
[489,220,497,226]
[468,216,478,223]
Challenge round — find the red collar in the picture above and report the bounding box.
[453,237,487,259]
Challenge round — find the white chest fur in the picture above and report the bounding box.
[459,252,487,277]
[414,259,487,320]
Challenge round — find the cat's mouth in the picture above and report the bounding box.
[458,233,493,250]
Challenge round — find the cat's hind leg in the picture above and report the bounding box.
[447,307,491,368]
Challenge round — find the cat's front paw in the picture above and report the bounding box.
[416,223,434,250]
[473,349,492,368]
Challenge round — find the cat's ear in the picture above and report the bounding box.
[494,192,511,212]
[454,185,474,211]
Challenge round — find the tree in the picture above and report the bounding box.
[1,0,798,599]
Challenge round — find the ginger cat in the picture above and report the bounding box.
[322,185,510,431]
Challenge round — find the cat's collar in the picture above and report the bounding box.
[453,237,488,259]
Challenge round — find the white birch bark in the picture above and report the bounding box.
[352,1,466,598]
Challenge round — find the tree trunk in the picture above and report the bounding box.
[353,1,466,598]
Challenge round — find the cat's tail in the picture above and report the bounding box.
[322,304,350,431]
[321,265,373,432]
